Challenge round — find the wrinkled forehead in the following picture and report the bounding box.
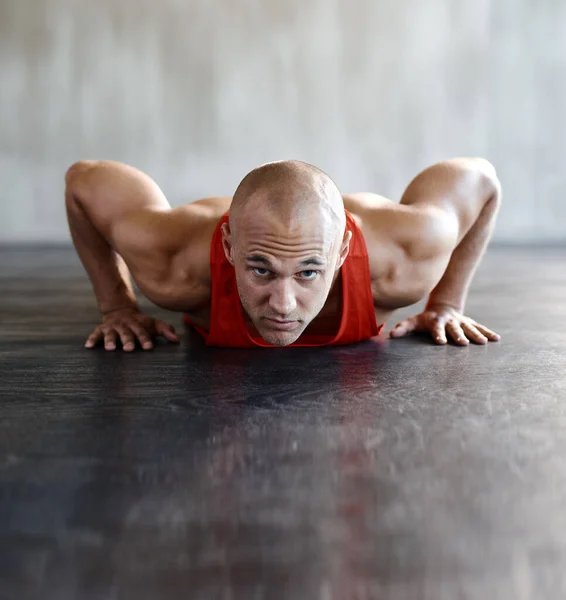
[233,203,340,254]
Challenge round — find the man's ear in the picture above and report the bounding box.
[221,223,235,265]
[336,230,352,269]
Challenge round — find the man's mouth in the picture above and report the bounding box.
[264,318,300,331]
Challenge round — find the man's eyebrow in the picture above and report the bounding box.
[245,255,326,268]
[297,257,326,267]
[246,255,273,266]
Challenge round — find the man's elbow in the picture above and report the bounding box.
[472,158,502,206]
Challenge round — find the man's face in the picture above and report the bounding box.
[222,204,348,346]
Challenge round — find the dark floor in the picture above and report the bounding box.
[1,246,565,600]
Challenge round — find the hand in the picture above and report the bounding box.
[389,304,501,346]
[85,308,180,351]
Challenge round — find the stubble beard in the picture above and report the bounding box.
[258,323,305,347]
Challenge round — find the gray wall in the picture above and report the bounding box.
[1,0,565,243]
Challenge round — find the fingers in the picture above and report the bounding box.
[461,322,488,345]
[129,323,154,350]
[155,320,180,343]
[87,325,151,352]
[85,328,103,349]
[387,310,500,347]
[431,321,448,345]
[446,320,469,346]
[428,320,500,346]
[474,323,501,342]
[389,317,417,338]
[121,320,180,350]
[85,316,181,351]
[115,326,136,352]
[104,330,118,351]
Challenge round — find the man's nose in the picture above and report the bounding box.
[268,280,297,316]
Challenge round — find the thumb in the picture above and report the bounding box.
[156,321,180,342]
[390,318,416,338]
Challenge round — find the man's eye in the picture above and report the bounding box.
[252,268,271,277]
[299,270,319,280]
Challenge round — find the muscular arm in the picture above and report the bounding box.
[65,160,174,314]
[65,161,192,350]
[400,158,502,312]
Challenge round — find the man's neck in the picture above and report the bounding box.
[302,271,343,336]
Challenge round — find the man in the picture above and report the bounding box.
[65,158,501,351]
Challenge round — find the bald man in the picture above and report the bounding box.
[65,158,501,351]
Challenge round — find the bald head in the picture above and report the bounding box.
[222,161,352,346]
[229,160,345,243]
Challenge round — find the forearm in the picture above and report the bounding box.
[66,187,138,315]
[427,181,501,312]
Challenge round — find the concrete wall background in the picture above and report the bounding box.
[1,0,565,243]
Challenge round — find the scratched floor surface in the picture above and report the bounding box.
[1,246,565,600]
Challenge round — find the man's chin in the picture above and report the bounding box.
[257,324,304,347]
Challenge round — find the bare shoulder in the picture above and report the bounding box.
[167,197,231,279]
[150,197,231,303]
[116,196,231,311]
[124,196,230,250]
[343,192,457,309]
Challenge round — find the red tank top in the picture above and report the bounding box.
[183,210,382,347]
